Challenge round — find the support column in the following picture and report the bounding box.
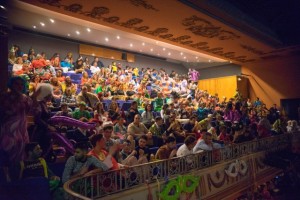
[0,2,9,93]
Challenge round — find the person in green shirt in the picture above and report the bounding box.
[73,102,91,121]
[153,92,164,111]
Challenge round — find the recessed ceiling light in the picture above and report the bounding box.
[139,50,142,52]
[0,5,6,9]
[180,52,183,55]
[67,33,70,37]
[168,52,171,56]
[33,25,37,29]
[86,28,91,32]
[230,61,232,63]
[116,36,120,39]
[195,56,198,59]
[76,31,80,35]
[105,37,109,42]
[95,40,98,43]
[157,53,160,56]
[49,19,55,23]
[156,41,159,44]
[183,56,186,59]
[197,60,199,62]
[163,48,166,51]
[209,60,211,62]
[111,56,114,59]
[40,22,45,27]
[130,43,133,47]
[142,42,145,46]
[150,48,153,51]
[92,53,95,56]
[187,60,189,62]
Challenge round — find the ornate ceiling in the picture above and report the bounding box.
[13,0,300,65]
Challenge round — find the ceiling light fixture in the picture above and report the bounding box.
[195,56,198,59]
[40,22,45,27]
[130,43,133,47]
[0,5,6,9]
[92,53,95,56]
[163,48,166,51]
[139,50,142,52]
[142,42,145,46]
[156,41,159,44]
[67,33,70,37]
[49,19,55,23]
[208,60,211,62]
[76,31,80,35]
[86,28,91,32]
[150,48,153,51]
[168,52,171,56]
[116,36,120,39]
[33,25,37,29]
[183,56,186,59]
[180,52,183,55]
[105,37,109,42]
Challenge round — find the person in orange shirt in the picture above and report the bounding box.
[88,133,123,170]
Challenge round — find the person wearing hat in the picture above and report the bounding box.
[54,103,72,118]
[22,53,31,64]
[72,102,91,121]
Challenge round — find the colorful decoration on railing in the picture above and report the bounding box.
[49,116,96,129]
[159,175,200,200]
[225,159,248,178]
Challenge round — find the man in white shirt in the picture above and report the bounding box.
[177,136,197,157]
[193,132,222,153]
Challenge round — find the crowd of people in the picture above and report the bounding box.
[1,45,300,199]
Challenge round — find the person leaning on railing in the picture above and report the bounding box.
[62,142,112,184]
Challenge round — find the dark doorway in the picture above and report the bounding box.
[281,98,300,121]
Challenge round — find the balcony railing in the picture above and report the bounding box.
[64,133,298,199]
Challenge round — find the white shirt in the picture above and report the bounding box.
[90,65,100,74]
[177,144,193,157]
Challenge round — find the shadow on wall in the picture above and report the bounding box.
[241,55,300,107]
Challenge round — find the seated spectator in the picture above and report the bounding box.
[72,102,91,121]
[117,140,142,166]
[134,135,150,163]
[155,136,177,160]
[76,86,99,111]
[193,132,222,153]
[81,71,89,85]
[90,61,100,74]
[127,101,140,124]
[62,142,110,183]
[149,116,166,146]
[218,125,232,144]
[141,103,155,129]
[9,142,60,181]
[176,136,197,157]
[183,116,197,133]
[61,88,77,108]
[153,92,164,111]
[166,114,185,143]
[108,100,120,121]
[94,102,107,122]
[113,116,127,136]
[50,76,63,101]
[56,70,65,82]
[127,114,152,147]
[62,76,77,95]
[54,103,73,118]
[88,134,120,170]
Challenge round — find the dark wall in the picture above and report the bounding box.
[198,64,241,79]
[8,29,187,74]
